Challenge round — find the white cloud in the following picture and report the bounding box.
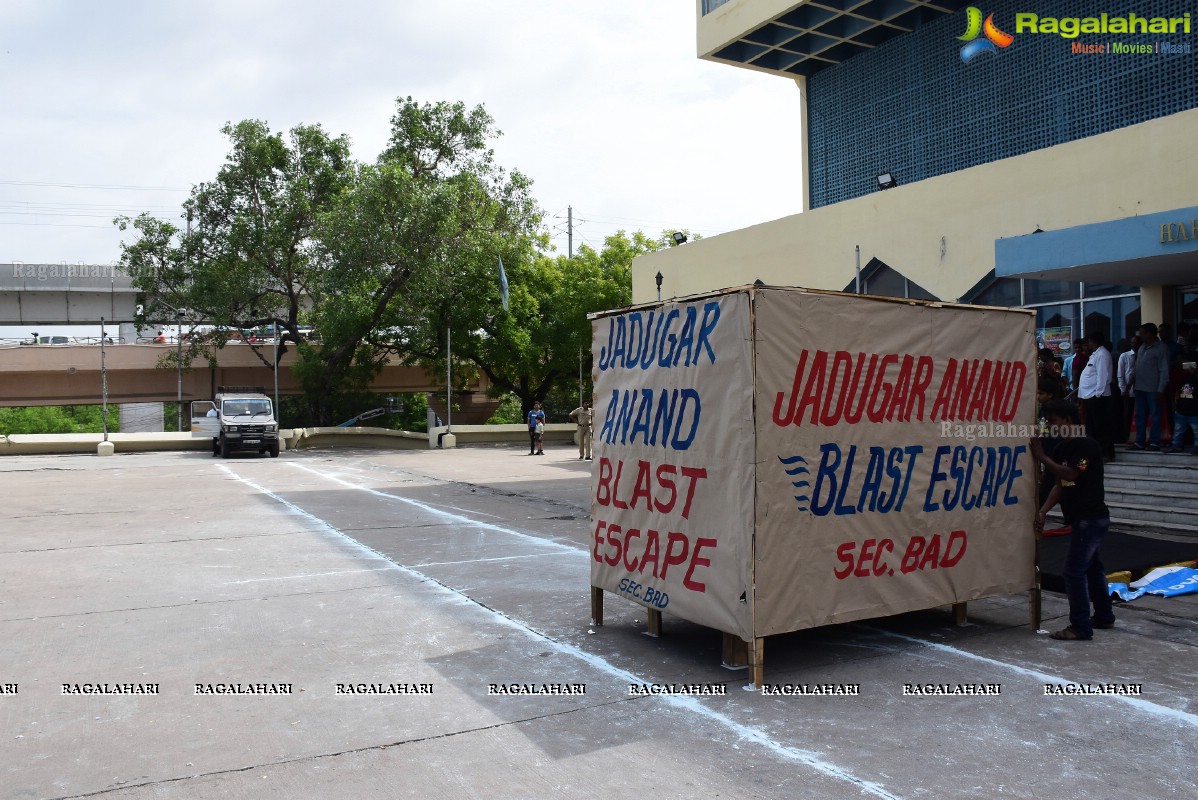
[0,0,804,263]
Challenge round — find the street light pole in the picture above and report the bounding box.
[176,310,183,431]
[100,317,109,442]
[273,320,279,426]
[153,298,188,431]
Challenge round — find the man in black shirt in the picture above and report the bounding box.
[1031,400,1115,641]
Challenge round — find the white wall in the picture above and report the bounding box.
[634,107,1198,304]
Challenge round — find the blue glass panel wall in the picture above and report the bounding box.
[807,0,1198,209]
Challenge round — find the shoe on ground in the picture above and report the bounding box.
[1132,442,1147,450]
[586,456,593,460]
[1091,617,1115,630]
[1049,626,1092,641]
[536,450,544,455]
[1148,444,1162,451]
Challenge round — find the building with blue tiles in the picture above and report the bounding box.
[636,1,1197,349]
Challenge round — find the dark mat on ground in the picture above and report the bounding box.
[1040,531,1198,593]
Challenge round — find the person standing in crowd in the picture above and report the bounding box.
[1064,338,1088,397]
[1133,323,1170,450]
[1068,340,1087,397]
[1168,360,1198,455]
[1160,322,1182,442]
[569,399,594,461]
[1116,336,1138,444]
[527,400,546,456]
[1038,348,1066,399]
[1036,377,1064,503]
[1032,400,1115,641]
[1160,322,1182,363]
[1078,330,1115,462]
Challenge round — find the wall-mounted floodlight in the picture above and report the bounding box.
[655,271,663,302]
[671,231,688,245]
[876,172,897,190]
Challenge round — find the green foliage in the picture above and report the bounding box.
[114,97,661,426]
[485,393,523,424]
[418,229,653,418]
[386,393,430,432]
[0,405,117,435]
[117,98,540,425]
[116,119,356,420]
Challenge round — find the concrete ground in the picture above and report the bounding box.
[1,443,1195,800]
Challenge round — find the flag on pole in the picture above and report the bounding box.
[498,255,510,312]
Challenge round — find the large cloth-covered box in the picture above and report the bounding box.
[589,286,1037,684]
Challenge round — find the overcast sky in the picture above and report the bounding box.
[1,0,804,272]
[2,1,806,340]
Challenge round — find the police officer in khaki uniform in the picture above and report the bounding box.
[569,399,593,460]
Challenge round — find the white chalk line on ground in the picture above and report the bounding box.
[416,553,578,568]
[225,567,397,585]
[289,460,1198,730]
[863,626,1198,729]
[286,462,587,555]
[219,462,902,800]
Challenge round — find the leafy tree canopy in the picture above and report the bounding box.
[116,97,678,425]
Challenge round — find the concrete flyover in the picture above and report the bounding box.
[0,340,500,422]
[0,262,137,324]
[0,263,501,422]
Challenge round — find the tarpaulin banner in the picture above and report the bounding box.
[1109,566,1198,601]
[590,292,755,641]
[752,291,1037,636]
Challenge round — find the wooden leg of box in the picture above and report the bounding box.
[748,637,765,688]
[952,602,968,626]
[1029,583,1042,630]
[590,586,604,627]
[646,608,663,637]
[721,632,748,669]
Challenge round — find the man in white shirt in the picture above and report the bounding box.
[1116,335,1138,444]
[1078,330,1115,461]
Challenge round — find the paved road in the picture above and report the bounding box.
[1,445,1195,799]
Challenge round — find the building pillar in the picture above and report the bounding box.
[120,403,165,433]
[1140,285,1166,326]
[794,76,810,214]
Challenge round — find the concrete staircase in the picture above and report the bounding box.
[1102,446,1198,536]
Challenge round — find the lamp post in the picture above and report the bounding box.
[175,309,183,430]
[655,271,663,303]
[154,299,189,431]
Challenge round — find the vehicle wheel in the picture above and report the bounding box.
[269,440,280,458]
[220,435,230,459]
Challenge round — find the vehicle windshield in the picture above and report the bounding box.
[222,399,272,417]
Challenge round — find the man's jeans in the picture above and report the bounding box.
[1173,412,1198,450]
[1134,390,1162,447]
[1063,517,1115,638]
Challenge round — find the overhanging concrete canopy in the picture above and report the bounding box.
[994,206,1198,285]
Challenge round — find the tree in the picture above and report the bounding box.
[0,405,114,434]
[399,230,672,419]
[305,98,541,422]
[116,99,540,425]
[117,120,354,381]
